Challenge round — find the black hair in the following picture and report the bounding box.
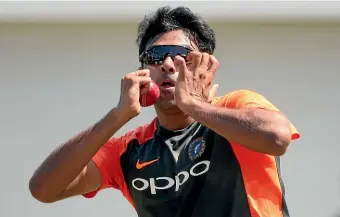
[136,6,216,56]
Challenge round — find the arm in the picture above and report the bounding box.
[182,90,299,156]
[29,107,132,203]
[173,53,299,156]
[29,69,152,203]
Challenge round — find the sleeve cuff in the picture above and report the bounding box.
[82,155,109,199]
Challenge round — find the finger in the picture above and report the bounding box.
[200,53,210,69]
[138,76,152,95]
[124,70,150,84]
[188,51,202,69]
[174,55,188,78]
[207,55,219,75]
[137,76,152,85]
[208,84,219,103]
[135,69,150,77]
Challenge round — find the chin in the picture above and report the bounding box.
[165,99,176,105]
[155,99,181,114]
[156,98,176,107]
[157,93,175,105]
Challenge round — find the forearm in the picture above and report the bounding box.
[185,100,291,155]
[29,106,132,200]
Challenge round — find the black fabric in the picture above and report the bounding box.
[120,122,254,217]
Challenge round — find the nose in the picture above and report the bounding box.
[161,56,175,74]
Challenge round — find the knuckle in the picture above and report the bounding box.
[215,59,220,67]
[131,77,139,84]
[178,57,185,62]
[123,75,131,80]
[123,73,138,83]
[210,56,219,66]
[192,51,201,57]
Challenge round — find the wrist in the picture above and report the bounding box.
[114,105,138,122]
[177,97,201,116]
[186,99,215,118]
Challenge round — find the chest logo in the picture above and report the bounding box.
[136,157,160,169]
[188,137,206,161]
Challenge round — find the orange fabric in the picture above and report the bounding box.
[136,157,160,169]
[212,89,300,140]
[83,119,157,207]
[213,89,300,217]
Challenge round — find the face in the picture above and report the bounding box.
[142,30,199,113]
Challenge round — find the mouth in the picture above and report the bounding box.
[160,79,176,89]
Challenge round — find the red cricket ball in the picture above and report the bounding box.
[139,80,160,107]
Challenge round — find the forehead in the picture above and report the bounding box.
[150,30,198,50]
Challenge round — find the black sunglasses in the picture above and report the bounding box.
[139,45,192,65]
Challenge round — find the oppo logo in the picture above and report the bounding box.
[132,160,210,195]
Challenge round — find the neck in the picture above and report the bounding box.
[155,108,195,131]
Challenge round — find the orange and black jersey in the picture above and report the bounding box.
[83,90,300,217]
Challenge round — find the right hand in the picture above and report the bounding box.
[117,69,151,118]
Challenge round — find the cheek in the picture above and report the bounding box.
[150,73,159,81]
[146,66,161,80]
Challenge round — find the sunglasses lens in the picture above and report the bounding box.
[140,45,190,65]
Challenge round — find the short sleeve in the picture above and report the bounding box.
[213,89,300,140]
[83,136,127,198]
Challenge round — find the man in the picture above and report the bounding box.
[29,6,300,217]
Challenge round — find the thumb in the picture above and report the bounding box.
[208,84,219,103]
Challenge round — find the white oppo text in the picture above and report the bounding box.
[132,160,210,195]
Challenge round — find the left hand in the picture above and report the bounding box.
[174,51,219,112]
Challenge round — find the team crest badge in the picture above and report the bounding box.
[188,137,206,161]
